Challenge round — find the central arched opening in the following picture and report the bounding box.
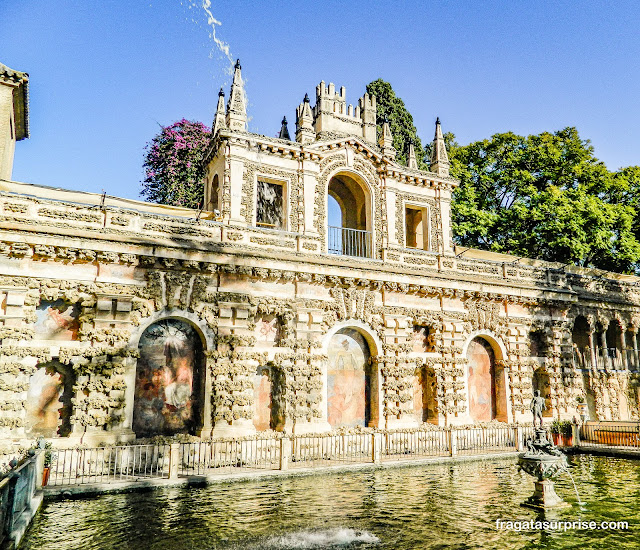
[466,336,507,422]
[133,318,205,437]
[327,172,372,258]
[327,328,376,427]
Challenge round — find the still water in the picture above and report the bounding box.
[22,455,639,549]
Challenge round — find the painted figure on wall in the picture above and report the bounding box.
[35,300,80,341]
[254,314,280,349]
[412,325,435,353]
[253,368,272,431]
[327,328,370,427]
[413,367,438,423]
[133,319,203,437]
[467,337,494,422]
[25,362,73,437]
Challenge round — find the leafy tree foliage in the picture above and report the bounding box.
[141,119,211,209]
[449,128,640,273]
[366,79,427,168]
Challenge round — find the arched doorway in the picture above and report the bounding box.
[327,172,372,258]
[466,336,507,422]
[133,319,205,437]
[327,328,375,427]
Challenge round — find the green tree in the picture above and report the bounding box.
[141,119,211,209]
[449,127,640,273]
[366,79,426,168]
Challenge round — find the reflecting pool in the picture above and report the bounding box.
[22,455,639,549]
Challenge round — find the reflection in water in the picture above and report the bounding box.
[23,455,639,549]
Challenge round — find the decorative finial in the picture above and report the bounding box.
[436,116,441,126]
[304,93,310,103]
[218,87,224,97]
[279,115,291,140]
[234,59,241,70]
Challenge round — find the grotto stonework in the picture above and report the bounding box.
[1,61,640,459]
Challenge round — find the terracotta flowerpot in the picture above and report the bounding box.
[562,435,574,447]
[551,433,561,446]
[42,467,50,486]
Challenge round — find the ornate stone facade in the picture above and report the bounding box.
[0,62,639,454]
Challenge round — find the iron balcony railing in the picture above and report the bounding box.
[328,226,372,258]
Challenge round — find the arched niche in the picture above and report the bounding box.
[572,316,592,369]
[25,361,74,438]
[132,318,205,437]
[325,325,379,428]
[413,366,438,423]
[253,365,273,431]
[464,333,509,423]
[532,367,553,417]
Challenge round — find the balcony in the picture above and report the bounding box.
[328,226,372,258]
[572,347,639,371]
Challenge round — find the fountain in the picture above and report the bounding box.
[518,391,570,508]
[518,428,570,509]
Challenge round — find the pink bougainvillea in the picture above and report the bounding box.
[141,119,211,209]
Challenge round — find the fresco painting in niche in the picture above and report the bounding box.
[254,314,280,349]
[412,325,435,353]
[327,328,370,427]
[413,368,438,423]
[413,369,424,421]
[253,368,271,431]
[35,300,80,341]
[467,337,494,422]
[133,319,203,437]
[25,362,73,437]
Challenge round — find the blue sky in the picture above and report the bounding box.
[2,1,639,200]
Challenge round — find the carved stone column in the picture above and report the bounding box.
[587,329,597,370]
[619,322,628,371]
[599,320,610,370]
[630,326,639,371]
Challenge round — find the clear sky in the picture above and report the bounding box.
[2,1,639,200]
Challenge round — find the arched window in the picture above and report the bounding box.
[211,174,220,212]
[327,172,372,258]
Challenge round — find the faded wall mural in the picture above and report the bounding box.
[413,367,438,423]
[467,337,508,422]
[253,368,271,431]
[254,314,280,349]
[25,362,73,437]
[467,337,494,422]
[133,319,204,437]
[35,300,80,341]
[327,328,370,427]
[411,325,435,353]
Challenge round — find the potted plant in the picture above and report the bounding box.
[560,420,574,447]
[576,395,587,415]
[549,419,562,446]
[40,440,54,486]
